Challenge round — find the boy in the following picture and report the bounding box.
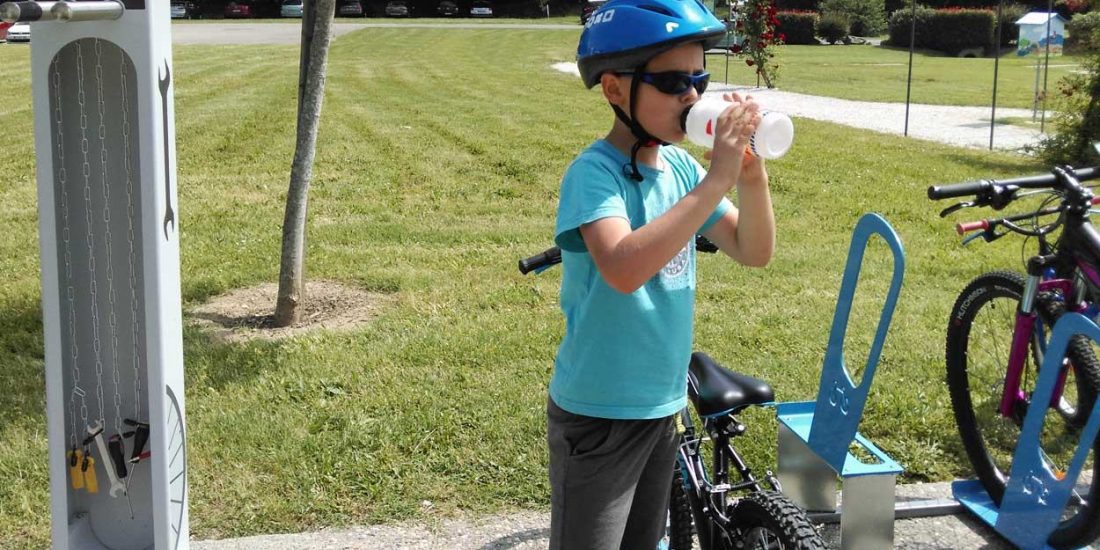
[548,0,776,547]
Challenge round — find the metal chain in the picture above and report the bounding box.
[76,41,107,428]
[55,55,86,450]
[94,39,124,437]
[120,46,141,422]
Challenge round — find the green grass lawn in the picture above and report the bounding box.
[0,26,1064,547]
[716,43,1083,109]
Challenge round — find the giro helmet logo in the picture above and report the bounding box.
[666,22,679,32]
[585,8,615,27]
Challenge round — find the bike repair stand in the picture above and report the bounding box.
[5,0,190,548]
[775,213,908,550]
[953,313,1100,550]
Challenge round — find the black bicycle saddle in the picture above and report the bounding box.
[687,352,775,417]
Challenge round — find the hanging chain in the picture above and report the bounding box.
[76,41,107,428]
[94,39,124,437]
[55,55,86,450]
[120,47,142,423]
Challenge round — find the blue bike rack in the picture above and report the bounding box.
[953,312,1100,550]
[775,213,906,550]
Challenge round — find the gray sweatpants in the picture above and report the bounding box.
[547,398,680,550]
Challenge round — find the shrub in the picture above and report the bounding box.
[776,10,819,44]
[1067,12,1100,54]
[926,8,994,55]
[887,6,994,55]
[886,4,935,47]
[819,0,886,36]
[1037,50,1100,165]
[994,4,1029,48]
[817,12,850,43]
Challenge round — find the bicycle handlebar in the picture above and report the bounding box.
[927,167,1100,200]
[519,236,721,275]
[518,247,561,274]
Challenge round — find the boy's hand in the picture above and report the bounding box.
[702,93,760,189]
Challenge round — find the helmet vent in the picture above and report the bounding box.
[638,4,678,18]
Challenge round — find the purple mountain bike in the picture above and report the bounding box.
[929,165,1100,548]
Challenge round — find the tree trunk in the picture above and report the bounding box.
[273,0,336,327]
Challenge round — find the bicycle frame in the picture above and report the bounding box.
[1002,261,1100,418]
[675,406,779,547]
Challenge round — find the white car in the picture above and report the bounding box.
[7,23,29,43]
[470,0,492,17]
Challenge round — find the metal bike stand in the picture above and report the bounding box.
[953,314,1100,550]
[774,213,907,550]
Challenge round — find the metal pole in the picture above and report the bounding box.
[990,0,1004,150]
[904,0,916,136]
[806,499,964,524]
[0,1,125,23]
[1040,2,1054,132]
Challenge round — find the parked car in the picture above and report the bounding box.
[7,22,30,43]
[337,0,365,17]
[385,0,409,17]
[436,0,458,16]
[224,0,253,18]
[280,0,303,17]
[0,22,10,43]
[469,0,492,17]
[581,0,605,24]
[170,1,199,19]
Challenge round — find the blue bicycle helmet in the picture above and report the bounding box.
[577,0,726,89]
[576,0,725,181]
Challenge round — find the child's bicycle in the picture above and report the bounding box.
[929,165,1100,548]
[519,239,825,550]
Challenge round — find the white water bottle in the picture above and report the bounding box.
[682,96,794,159]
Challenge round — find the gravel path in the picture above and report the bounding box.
[191,482,1015,549]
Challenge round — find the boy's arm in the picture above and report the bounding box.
[581,177,732,293]
[702,160,774,267]
[581,97,762,294]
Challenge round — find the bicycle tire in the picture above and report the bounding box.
[667,465,697,550]
[727,491,825,550]
[946,270,1100,548]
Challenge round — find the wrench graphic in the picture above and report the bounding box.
[158,61,175,241]
[88,421,126,497]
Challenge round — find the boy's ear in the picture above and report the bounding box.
[600,72,628,107]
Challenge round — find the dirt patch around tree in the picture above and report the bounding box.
[187,280,392,343]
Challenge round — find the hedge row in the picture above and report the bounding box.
[887,7,1002,55]
[778,0,1079,17]
[776,11,819,44]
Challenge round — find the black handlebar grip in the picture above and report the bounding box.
[108,435,129,479]
[518,247,562,274]
[927,179,991,200]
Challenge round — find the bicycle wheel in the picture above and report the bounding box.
[727,491,825,550]
[946,271,1100,548]
[667,465,697,550]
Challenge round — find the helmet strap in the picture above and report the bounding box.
[610,66,666,182]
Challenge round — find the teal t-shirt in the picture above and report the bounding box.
[552,140,733,420]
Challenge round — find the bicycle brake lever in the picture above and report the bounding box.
[940,201,972,218]
[961,232,986,246]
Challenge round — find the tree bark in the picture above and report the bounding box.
[274,0,336,327]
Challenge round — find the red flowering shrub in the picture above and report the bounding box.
[733,0,783,87]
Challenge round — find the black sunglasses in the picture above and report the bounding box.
[617,70,710,96]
